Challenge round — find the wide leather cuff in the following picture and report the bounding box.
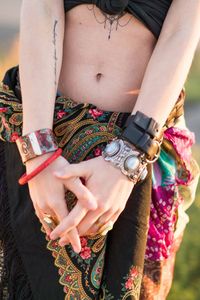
[16,128,58,164]
[120,111,162,161]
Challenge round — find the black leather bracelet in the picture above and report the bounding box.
[120,111,162,161]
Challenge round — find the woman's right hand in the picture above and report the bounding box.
[26,153,97,253]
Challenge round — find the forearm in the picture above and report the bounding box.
[19,0,64,135]
[132,0,200,126]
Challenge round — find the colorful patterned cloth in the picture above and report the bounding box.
[141,120,199,299]
[0,66,199,299]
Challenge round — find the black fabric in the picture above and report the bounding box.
[3,142,65,300]
[64,0,172,38]
[101,165,151,298]
[0,66,152,299]
[0,68,66,300]
[0,142,151,300]
[0,142,33,300]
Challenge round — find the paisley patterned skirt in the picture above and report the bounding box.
[0,66,199,300]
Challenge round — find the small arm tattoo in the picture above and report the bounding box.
[53,20,58,88]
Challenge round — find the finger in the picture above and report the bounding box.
[40,201,82,252]
[48,201,82,253]
[54,161,89,179]
[37,204,81,253]
[96,209,119,226]
[50,203,88,240]
[48,198,80,251]
[49,196,69,223]
[85,210,121,236]
[28,190,52,235]
[59,228,81,253]
[78,214,100,236]
[42,197,82,252]
[78,209,117,236]
[34,202,53,236]
[70,199,113,236]
[30,194,82,252]
[65,177,97,210]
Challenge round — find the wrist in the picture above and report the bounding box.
[22,126,53,136]
[19,148,63,185]
[25,152,55,172]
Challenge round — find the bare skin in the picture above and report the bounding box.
[52,2,200,244]
[20,1,156,252]
[52,5,156,246]
[19,0,200,251]
[58,4,156,112]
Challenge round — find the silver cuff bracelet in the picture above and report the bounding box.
[102,138,148,184]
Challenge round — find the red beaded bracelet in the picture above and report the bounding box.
[18,148,62,185]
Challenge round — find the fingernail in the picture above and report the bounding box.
[74,246,81,254]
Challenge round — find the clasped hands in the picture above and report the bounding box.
[47,156,133,252]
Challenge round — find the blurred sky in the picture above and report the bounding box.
[0,0,21,55]
[0,0,21,26]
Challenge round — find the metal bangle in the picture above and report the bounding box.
[102,138,148,184]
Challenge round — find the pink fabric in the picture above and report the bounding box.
[145,126,195,261]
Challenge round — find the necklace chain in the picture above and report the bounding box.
[87,3,132,40]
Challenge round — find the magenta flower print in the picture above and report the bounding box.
[80,246,92,260]
[89,108,103,119]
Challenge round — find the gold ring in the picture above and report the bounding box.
[43,214,57,230]
[94,216,104,226]
[87,220,114,237]
[98,220,114,236]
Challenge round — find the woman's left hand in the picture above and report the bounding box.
[50,155,134,246]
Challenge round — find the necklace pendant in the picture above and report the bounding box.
[108,25,112,40]
[88,4,132,40]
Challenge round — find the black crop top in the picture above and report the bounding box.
[64,0,172,38]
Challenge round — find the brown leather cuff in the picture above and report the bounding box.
[16,128,58,164]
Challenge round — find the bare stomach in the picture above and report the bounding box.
[58,5,157,112]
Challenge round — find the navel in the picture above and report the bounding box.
[96,73,103,82]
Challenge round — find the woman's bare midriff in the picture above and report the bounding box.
[58,4,157,112]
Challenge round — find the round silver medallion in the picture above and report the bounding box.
[124,155,140,172]
[105,140,120,157]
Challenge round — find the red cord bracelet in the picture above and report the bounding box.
[18,148,62,185]
[0,108,8,113]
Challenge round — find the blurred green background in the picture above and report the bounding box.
[169,49,200,300]
[0,1,199,299]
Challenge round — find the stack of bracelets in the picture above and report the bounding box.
[16,111,162,186]
[16,128,62,185]
[102,111,162,184]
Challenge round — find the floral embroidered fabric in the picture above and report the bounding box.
[0,66,199,299]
